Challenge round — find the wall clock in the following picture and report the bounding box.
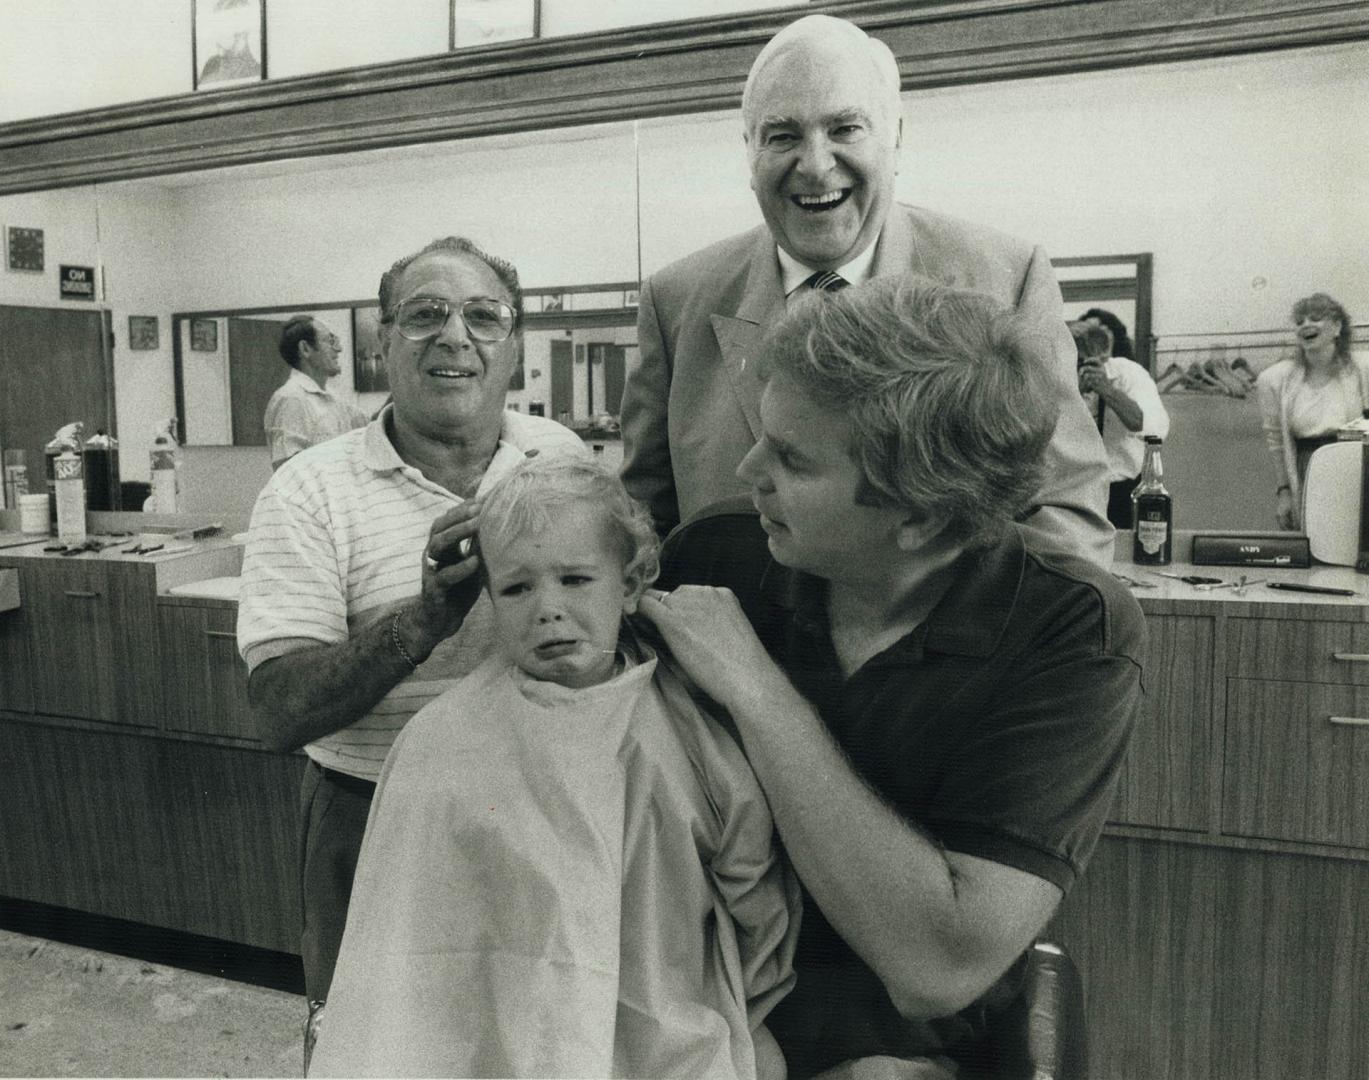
[6,226,45,272]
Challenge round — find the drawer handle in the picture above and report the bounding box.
[1330,716,1369,727]
[63,589,100,599]
[1333,652,1369,663]
[204,630,237,640]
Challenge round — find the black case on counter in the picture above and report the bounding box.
[1191,533,1312,568]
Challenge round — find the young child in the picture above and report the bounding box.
[307,454,797,1079]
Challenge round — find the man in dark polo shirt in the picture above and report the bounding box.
[640,276,1144,1078]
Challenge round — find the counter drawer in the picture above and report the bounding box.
[1227,618,1369,686]
[1223,678,1369,849]
[158,605,254,740]
[1108,613,1213,831]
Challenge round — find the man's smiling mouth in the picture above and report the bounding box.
[792,189,851,212]
[429,367,477,379]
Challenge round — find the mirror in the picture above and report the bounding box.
[87,120,642,513]
[170,286,638,455]
[1,37,1358,535]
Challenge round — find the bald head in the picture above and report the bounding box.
[740,14,902,268]
[742,15,902,138]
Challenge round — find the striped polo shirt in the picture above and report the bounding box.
[237,406,585,780]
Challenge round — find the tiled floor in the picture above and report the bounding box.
[0,929,302,1078]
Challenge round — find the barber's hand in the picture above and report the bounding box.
[638,585,785,713]
[1275,488,1298,531]
[413,500,484,648]
[1077,359,1109,395]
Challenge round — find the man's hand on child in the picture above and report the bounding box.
[639,585,783,714]
[415,500,484,647]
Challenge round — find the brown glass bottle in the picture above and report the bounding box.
[1131,435,1172,565]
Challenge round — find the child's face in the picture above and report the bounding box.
[483,503,638,689]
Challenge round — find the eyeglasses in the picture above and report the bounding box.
[392,297,517,343]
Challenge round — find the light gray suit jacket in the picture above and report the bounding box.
[620,203,1114,565]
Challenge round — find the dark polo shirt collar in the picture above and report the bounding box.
[757,526,1028,664]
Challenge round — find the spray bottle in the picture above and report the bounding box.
[149,418,181,514]
[44,422,85,538]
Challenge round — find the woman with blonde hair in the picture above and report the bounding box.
[1256,292,1368,529]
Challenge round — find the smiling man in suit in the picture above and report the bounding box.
[619,13,1113,565]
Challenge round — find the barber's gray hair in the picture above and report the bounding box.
[741,14,902,138]
[476,453,660,593]
[757,276,1060,548]
[378,236,524,330]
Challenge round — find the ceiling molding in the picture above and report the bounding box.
[2,0,1367,194]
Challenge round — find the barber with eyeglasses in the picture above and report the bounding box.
[236,237,584,1025]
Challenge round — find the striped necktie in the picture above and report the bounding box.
[804,270,849,292]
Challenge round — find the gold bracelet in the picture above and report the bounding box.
[389,610,418,671]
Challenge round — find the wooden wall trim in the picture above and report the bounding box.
[2,0,1367,194]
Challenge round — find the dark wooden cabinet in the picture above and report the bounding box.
[3,558,162,726]
[0,544,298,954]
[0,571,35,713]
[1108,613,1215,832]
[159,600,254,740]
[1052,601,1369,1080]
[1224,679,1369,849]
[0,718,302,952]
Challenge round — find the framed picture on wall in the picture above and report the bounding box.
[352,305,390,394]
[128,315,159,350]
[190,317,219,352]
[194,0,267,91]
[451,0,539,50]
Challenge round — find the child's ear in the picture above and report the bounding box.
[622,573,645,614]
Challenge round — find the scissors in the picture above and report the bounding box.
[1148,571,1263,593]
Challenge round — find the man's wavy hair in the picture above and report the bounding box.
[476,453,660,595]
[757,276,1061,549]
[1291,292,1353,367]
[377,236,524,331]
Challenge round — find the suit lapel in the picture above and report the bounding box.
[712,232,785,440]
[871,205,921,281]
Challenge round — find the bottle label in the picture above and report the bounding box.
[151,467,179,513]
[55,477,87,544]
[1136,517,1168,555]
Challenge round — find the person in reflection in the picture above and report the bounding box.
[643,277,1144,1079]
[1256,291,1369,529]
[308,455,796,1079]
[264,316,367,470]
[1071,319,1169,529]
[236,237,584,1019]
[1079,307,1139,366]
[619,13,1113,565]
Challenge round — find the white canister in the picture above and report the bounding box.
[19,492,49,534]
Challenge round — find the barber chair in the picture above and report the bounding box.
[965,941,1088,1080]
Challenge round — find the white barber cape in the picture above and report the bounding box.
[308,640,799,1079]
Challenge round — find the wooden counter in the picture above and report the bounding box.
[0,538,304,956]
[1050,554,1369,1080]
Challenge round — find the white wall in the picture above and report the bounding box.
[0,0,792,124]
[0,1,191,123]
